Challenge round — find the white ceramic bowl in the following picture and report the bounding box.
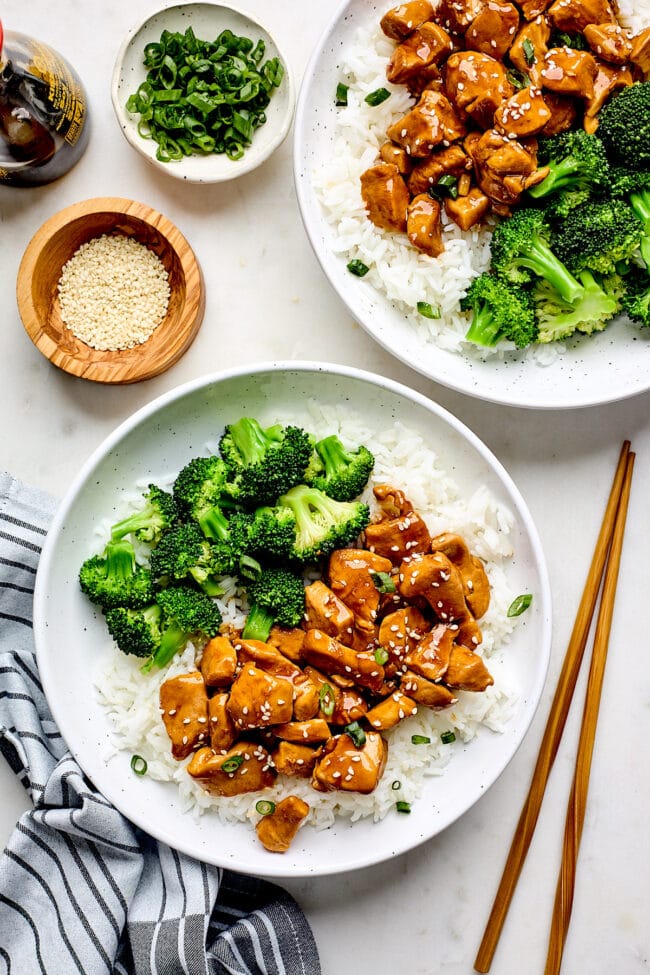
[293,0,650,410]
[112,2,294,183]
[33,362,551,878]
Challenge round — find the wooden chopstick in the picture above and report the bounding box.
[474,439,631,973]
[544,450,634,975]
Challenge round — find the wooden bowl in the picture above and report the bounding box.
[17,197,205,384]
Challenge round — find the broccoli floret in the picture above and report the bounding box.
[551,200,643,276]
[104,604,162,659]
[489,207,584,305]
[241,567,306,642]
[246,504,297,561]
[218,418,312,506]
[598,82,650,168]
[149,523,224,596]
[609,165,650,201]
[621,265,650,327]
[172,454,240,541]
[533,271,623,343]
[278,483,370,563]
[461,273,538,349]
[528,131,610,213]
[630,191,650,270]
[305,435,375,501]
[79,538,155,609]
[110,484,177,544]
[144,585,222,672]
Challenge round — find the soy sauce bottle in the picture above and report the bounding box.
[0,20,90,186]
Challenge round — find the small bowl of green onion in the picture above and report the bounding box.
[111,2,294,183]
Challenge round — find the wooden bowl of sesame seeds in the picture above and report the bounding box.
[16,197,205,384]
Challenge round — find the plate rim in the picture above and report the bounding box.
[33,360,553,877]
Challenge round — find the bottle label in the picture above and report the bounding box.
[27,39,86,146]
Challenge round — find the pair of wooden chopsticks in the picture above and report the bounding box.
[474,440,635,975]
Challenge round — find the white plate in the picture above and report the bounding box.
[111,2,294,183]
[293,0,650,410]
[34,363,551,878]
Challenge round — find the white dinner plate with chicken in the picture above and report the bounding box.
[33,363,551,877]
[293,0,650,409]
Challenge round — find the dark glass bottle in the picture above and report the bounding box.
[0,20,90,186]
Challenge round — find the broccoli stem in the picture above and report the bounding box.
[198,506,229,541]
[630,190,650,267]
[228,418,282,465]
[242,603,274,642]
[528,157,580,198]
[521,236,584,305]
[464,307,502,347]
[142,621,186,673]
[105,539,137,579]
[316,436,349,476]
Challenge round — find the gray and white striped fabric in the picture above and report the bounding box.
[0,472,321,975]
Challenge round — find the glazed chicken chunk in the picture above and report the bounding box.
[187,742,275,797]
[311,731,388,794]
[256,795,310,853]
[380,0,436,40]
[160,671,209,760]
[360,162,409,232]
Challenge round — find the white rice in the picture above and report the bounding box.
[96,404,522,830]
[313,7,649,367]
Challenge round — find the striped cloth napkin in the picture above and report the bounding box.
[0,472,321,975]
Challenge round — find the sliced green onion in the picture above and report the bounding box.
[395,800,411,813]
[506,69,530,90]
[441,730,456,744]
[391,780,401,791]
[439,174,459,198]
[507,593,533,618]
[335,82,349,106]
[255,799,276,816]
[319,683,335,717]
[374,647,389,666]
[221,754,245,773]
[522,38,536,66]
[239,554,262,580]
[365,87,391,106]
[344,721,366,748]
[417,301,441,319]
[411,734,431,745]
[370,570,396,593]
[347,259,370,277]
[130,754,148,776]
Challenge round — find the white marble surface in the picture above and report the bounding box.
[1,1,649,972]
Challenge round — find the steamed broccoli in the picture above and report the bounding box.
[305,435,375,501]
[110,484,177,544]
[172,454,238,540]
[104,604,162,659]
[534,272,623,343]
[149,523,224,596]
[461,272,537,349]
[218,417,312,506]
[79,538,155,609]
[246,504,297,561]
[621,265,650,327]
[106,586,222,671]
[528,130,610,216]
[551,200,643,276]
[489,207,584,305]
[241,567,306,642]
[278,483,370,563]
[598,82,650,168]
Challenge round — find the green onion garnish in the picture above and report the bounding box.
[391,780,401,791]
[335,82,349,106]
[395,800,411,813]
[344,721,366,748]
[319,683,335,717]
[255,799,276,816]
[411,735,431,745]
[347,259,370,277]
[221,754,245,774]
[365,87,391,106]
[374,647,389,666]
[522,38,536,66]
[125,25,284,164]
[417,301,441,319]
[506,69,530,90]
[439,174,459,198]
[507,593,533,618]
[239,554,262,580]
[441,730,456,744]
[370,570,396,593]
[130,754,148,776]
